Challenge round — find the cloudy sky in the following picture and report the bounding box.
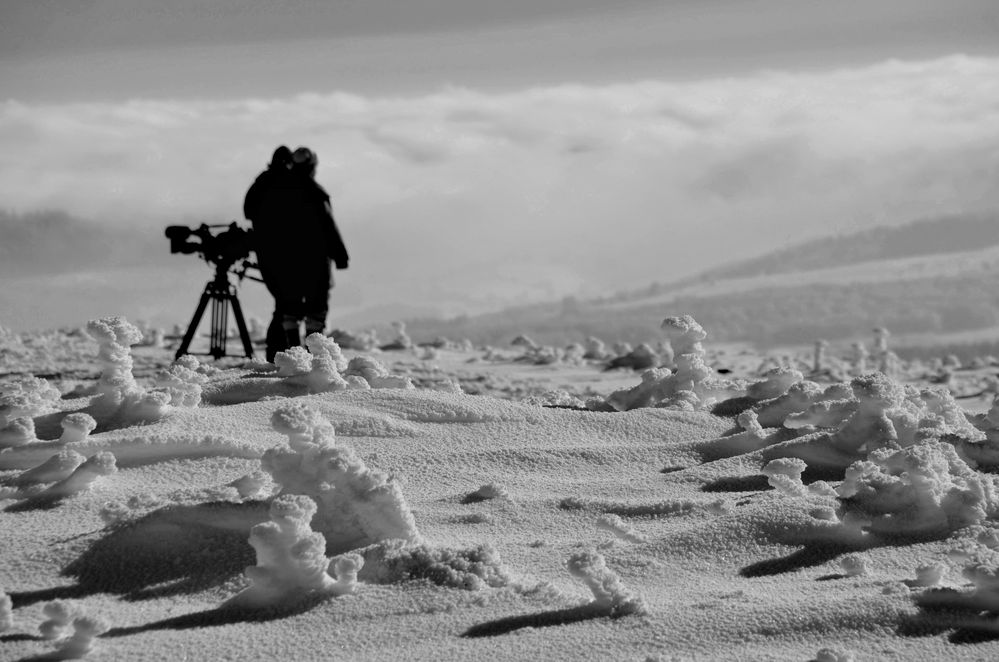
[2,0,999,331]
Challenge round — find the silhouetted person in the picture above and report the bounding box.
[244,145,349,362]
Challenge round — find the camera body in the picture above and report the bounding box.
[165,222,253,270]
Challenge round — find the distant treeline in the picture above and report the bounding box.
[403,273,999,350]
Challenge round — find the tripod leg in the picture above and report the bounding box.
[176,287,213,360]
[229,291,255,359]
[209,291,228,360]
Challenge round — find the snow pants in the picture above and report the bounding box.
[260,257,332,362]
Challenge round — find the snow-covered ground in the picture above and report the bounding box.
[3,316,999,661]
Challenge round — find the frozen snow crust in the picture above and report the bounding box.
[4,315,999,659]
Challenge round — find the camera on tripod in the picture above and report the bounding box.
[165,222,260,360]
[165,223,254,271]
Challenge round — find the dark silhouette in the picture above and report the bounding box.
[244,145,350,362]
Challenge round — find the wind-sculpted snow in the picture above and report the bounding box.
[836,442,999,538]
[0,433,261,471]
[36,600,109,659]
[8,314,999,660]
[0,375,61,427]
[355,539,509,590]
[262,402,422,554]
[201,337,414,404]
[566,550,647,616]
[222,494,363,610]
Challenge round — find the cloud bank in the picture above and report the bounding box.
[2,55,998,330]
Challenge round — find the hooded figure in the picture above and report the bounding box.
[244,145,350,362]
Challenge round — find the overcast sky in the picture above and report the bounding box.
[2,1,999,331]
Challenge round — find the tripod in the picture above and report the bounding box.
[175,262,254,360]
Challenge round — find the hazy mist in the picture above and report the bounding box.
[2,56,999,331]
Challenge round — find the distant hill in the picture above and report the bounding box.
[700,211,999,281]
[401,211,999,349]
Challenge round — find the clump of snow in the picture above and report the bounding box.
[661,314,706,359]
[11,449,86,487]
[0,375,60,427]
[380,321,414,351]
[958,396,999,469]
[604,343,660,371]
[31,452,117,502]
[97,492,167,526]
[153,359,207,407]
[262,403,421,552]
[583,336,610,360]
[872,327,901,376]
[305,334,347,372]
[782,391,859,430]
[523,390,586,409]
[173,354,220,377]
[274,346,313,377]
[761,458,809,497]
[850,342,869,376]
[58,413,97,444]
[510,334,539,351]
[603,368,674,412]
[120,390,173,422]
[0,416,36,448]
[223,494,362,610]
[746,367,804,401]
[343,356,414,389]
[282,333,350,393]
[229,471,271,499]
[86,316,144,397]
[815,649,855,662]
[566,550,647,616]
[980,529,999,549]
[915,562,999,617]
[836,441,998,538]
[600,315,744,411]
[357,540,508,590]
[427,378,462,394]
[904,562,947,587]
[562,342,586,366]
[330,327,379,351]
[754,381,851,429]
[812,340,828,373]
[81,316,205,425]
[36,604,110,659]
[466,483,509,502]
[39,600,81,640]
[839,554,867,577]
[762,373,911,470]
[53,614,109,659]
[596,514,648,543]
[695,409,780,461]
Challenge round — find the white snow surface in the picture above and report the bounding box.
[3,325,999,661]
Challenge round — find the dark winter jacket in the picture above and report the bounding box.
[244,167,350,276]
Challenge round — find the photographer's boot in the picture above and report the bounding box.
[304,314,325,340]
[282,318,302,350]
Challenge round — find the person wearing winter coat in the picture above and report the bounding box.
[244,145,350,362]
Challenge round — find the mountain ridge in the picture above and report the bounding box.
[400,210,999,348]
